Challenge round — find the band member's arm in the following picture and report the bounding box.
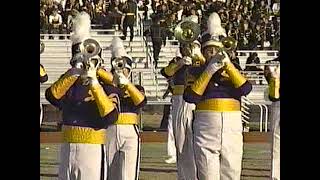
[125,84,147,108]
[160,58,184,78]
[97,68,114,85]
[188,55,225,97]
[90,82,119,123]
[264,60,280,101]
[268,77,280,101]
[224,62,252,96]
[45,68,80,107]
[40,64,48,83]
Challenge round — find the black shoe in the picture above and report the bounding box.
[120,36,126,40]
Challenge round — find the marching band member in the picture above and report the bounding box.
[40,41,48,126]
[264,55,280,180]
[106,37,147,180]
[183,12,252,180]
[45,12,118,180]
[160,46,198,179]
[40,65,48,83]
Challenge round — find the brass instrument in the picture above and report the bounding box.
[221,36,238,52]
[112,58,127,71]
[79,38,102,70]
[174,20,201,44]
[40,41,45,54]
[174,19,205,65]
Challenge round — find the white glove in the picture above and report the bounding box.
[82,61,99,85]
[270,65,280,79]
[177,56,192,66]
[118,73,130,86]
[205,52,225,74]
[221,51,231,65]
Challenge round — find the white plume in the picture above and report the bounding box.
[206,12,227,37]
[70,12,91,45]
[110,37,125,51]
[110,37,132,60]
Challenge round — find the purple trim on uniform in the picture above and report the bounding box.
[183,66,253,103]
[184,81,252,103]
[46,83,119,129]
[45,87,62,109]
[104,84,147,113]
[40,75,48,83]
[62,108,118,129]
[183,87,203,104]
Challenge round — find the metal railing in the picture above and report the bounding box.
[242,96,269,132]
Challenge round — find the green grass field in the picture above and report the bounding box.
[40,142,271,180]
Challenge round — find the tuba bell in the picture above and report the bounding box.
[174,19,201,44]
[174,20,205,66]
[40,41,45,54]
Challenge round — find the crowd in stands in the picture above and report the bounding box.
[40,0,280,51]
[145,0,280,50]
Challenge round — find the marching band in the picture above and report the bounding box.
[41,9,280,180]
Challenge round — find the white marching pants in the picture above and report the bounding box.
[270,101,280,180]
[58,143,106,180]
[171,95,197,180]
[167,104,176,157]
[193,111,243,180]
[106,124,140,180]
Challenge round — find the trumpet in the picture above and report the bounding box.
[79,38,102,70]
[112,58,127,70]
[221,36,238,52]
[40,41,45,54]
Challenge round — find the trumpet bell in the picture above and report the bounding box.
[80,38,101,58]
[40,41,45,54]
[221,36,237,51]
[174,20,201,44]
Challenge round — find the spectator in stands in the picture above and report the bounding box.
[40,5,49,33]
[48,8,63,35]
[166,13,178,40]
[244,52,264,84]
[145,16,166,68]
[188,8,199,23]
[250,23,264,49]
[121,0,137,42]
[228,50,242,70]
[238,20,252,50]
[244,52,263,71]
[109,5,123,30]
[66,9,78,33]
